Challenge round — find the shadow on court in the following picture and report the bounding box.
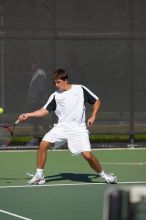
[45,172,100,183]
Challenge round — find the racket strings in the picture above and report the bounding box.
[0,126,13,146]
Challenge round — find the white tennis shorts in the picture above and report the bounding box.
[42,125,91,155]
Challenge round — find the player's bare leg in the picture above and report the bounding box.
[81,151,102,173]
[28,140,50,185]
[37,140,50,169]
[81,151,117,184]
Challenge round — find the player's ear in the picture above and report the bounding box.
[64,79,68,83]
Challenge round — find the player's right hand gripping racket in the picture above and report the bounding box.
[0,119,20,147]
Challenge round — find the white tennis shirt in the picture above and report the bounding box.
[43,85,99,130]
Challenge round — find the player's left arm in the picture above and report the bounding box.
[87,99,101,126]
[81,85,101,127]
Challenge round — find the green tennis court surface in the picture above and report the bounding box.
[0,149,146,220]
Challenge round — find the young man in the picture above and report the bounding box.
[18,69,117,185]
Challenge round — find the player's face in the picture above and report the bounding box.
[54,79,68,91]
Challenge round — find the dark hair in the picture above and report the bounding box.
[52,69,68,81]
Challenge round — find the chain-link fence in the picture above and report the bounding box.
[0,0,146,145]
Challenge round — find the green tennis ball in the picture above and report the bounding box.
[0,107,4,114]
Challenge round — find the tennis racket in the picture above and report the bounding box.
[0,119,20,147]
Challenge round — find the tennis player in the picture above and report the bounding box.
[18,69,117,184]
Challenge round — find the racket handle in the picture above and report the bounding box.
[15,119,20,125]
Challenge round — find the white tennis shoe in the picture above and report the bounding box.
[28,173,46,185]
[102,173,117,184]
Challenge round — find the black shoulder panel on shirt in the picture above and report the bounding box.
[82,86,97,105]
[46,96,56,112]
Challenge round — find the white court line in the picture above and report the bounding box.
[0,209,32,220]
[0,147,146,153]
[0,181,146,189]
[102,162,146,165]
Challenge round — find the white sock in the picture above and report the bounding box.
[98,171,105,177]
[37,168,43,176]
